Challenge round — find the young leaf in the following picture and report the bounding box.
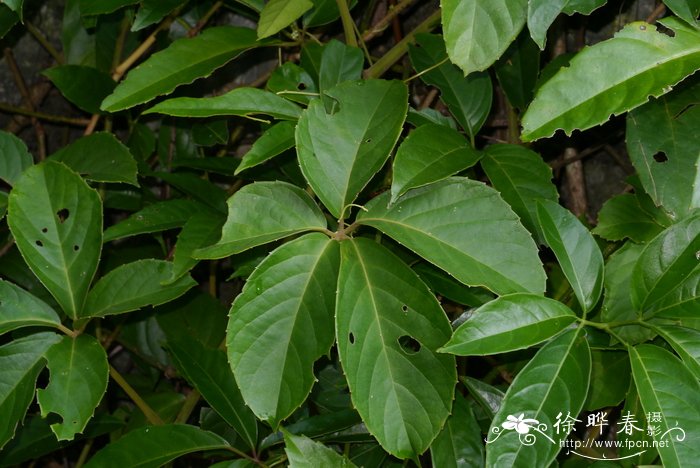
[485,328,591,467]
[0,131,32,186]
[627,80,700,219]
[0,332,61,449]
[430,392,485,468]
[195,181,327,259]
[441,0,527,75]
[441,294,577,356]
[257,0,313,39]
[592,193,670,242]
[82,260,196,318]
[169,212,225,282]
[408,34,492,139]
[629,344,700,467]
[132,0,185,31]
[357,178,546,295]
[103,199,202,242]
[0,279,61,335]
[84,424,231,467]
[296,79,407,218]
[7,161,102,319]
[336,238,456,459]
[631,213,700,313]
[101,27,262,112]
[391,124,482,203]
[37,335,109,440]
[654,324,700,379]
[537,200,604,312]
[235,121,295,174]
[494,31,540,110]
[228,234,339,427]
[144,87,302,121]
[522,19,700,141]
[481,144,558,243]
[42,65,116,114]
[168,337,258,449]
[50,132,139,186]
[283,429,357,467]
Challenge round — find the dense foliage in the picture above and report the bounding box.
[0,0,698,466]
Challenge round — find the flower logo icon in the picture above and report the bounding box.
[502,414,540,434]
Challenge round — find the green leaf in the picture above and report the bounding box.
[654,324,700,379]
[413,262,495,307]
[522,19,700,141]
[168,337,258,449]
[132,0,185,31]
[103,199,202,242]
[151,172,227,213]
[1,0,22,19]
[561,0,607,15]
[0,4,19,39]
[318,39,364,109]
[235,121,295,174]
[0,332,61,449]
[303,0,357,27]
[0,191,7,220]
[228,234,339,426]
[82,260,196,318]
[592,193,670,242]
[537,200,604,312]
[0,279,61,335]
[626,80,700,219]
[583,350,630,411]
[494,31,540,110]
[406,107,459,130]
[79,0,139,16]
[336,238,456,459]
[37,335,108,440]
[441,0,527,75]
[144,87,302,121]
[663,0,700,27]
[192,119,229,146]
[84,424,231,467]
[629,344,700,467]
[43,65,116,114]
[527,0,565,49]
[408,34,492,139]
[391,124,482,203]
[266,62,318,105]
[7,161,102,319]
[485,328,591,467]
[631,213,700,313]
[171,157,238,175]
[257,0,313,39]
[481,144,558,243]
[169,212,224,282]
[296,79,407,218]
[357,178,546,295]
[0,131,32,186]
[430,393,485,468]
[463,377,504,419]
[441,294,577,355]
[157,291,227,348]
[50,132,138,186]
[195,181,327,259]
[283,428,357,467]
[101,27,262,112]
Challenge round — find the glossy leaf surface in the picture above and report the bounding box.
[101,27,261,112]
[37,335,109,440]
[169,212,224,282]
[522,19,700,140]
[0,279,60,335]
[196,181,326,259]
[442,294,576,356]
[336,238,456,459]
[235,121,295,174]
[228,234,339,426]
[358,178,545,295]
[8,161,102,319]
[296,79,407,218]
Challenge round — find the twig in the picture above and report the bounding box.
[336,0,358,47]
[646,3,666,23]
[0,102,91,126]
[174,388,201,423]
[363,0,416,41]
[109,365,165,425]
[25,22,64,64]
[188,1,223,37]
[563,149,589,219]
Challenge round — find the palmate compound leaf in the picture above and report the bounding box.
[84,424,231,468]
[195,181,327,259]
[228,234,339,427]
[37,334,109,441]
[357,178,546,296]
[0,332,61,449]
[522,18,700,141]
[629,344,700,467]
[7,161,102,319]
[485,328,591,467]
[101,27,263,112]
[296,79,408,219]
[440,294,577,356]
[441,0,528,76]
[0,279,61,335]
[336,238,456,459]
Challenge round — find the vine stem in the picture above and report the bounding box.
[0,102,92,126]
[362,0,417,42]
[336,0,358,47]
[109,365,165,425]
[174,389,201,424]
